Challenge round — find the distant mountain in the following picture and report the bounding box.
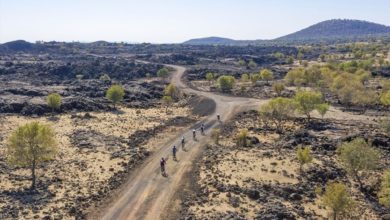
[277,19,390,41]
[183,19,390,45]
[0,40,35,51]
[183,37,238,45]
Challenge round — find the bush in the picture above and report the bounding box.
[260,69,273,83]
[241,73,249,82]
[380,91,390,106]
[248,60,257,69]
[322,182,355,220]
[272,82,285,96]
[157,67,169,79]
[205,72,214,82]
[338,138,380,187]
[296,145,313,172]
[164,83,177,99]
[379,170,390,208]
[259,97,296,132]
[380,79,390,92]
[294,90,323,122]
[285,68,305,86]
[316,103,329,118]
[106,85,125,109]
[99,73,111,82]
[238,60,246,66]
[47,93,62,113]
[7,122,58,189]
[250,73,261,85]
[236,129,249,147]
[217,75,235,92]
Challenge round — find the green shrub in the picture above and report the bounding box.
[47,93,62,113]
[106,85,125,109]
[338,138,380,187]
[7,122,58,189]
[322,182,355,220]
[217,75,235,92]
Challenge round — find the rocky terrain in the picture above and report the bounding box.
[0,106,198,219]
[0,55,165,115]
[177,111,390,219]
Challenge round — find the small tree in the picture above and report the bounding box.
[106,85,125,109]
[47,93,62,113]
[379,170,390,208]
[100,73,111,82]
[259,97,296,133]
[286,56,294,64]
[322,182,355,220]
[241,73,249,82]
[296,145,313,172]
[217,75,235,92]
[205,72,214,85]
[211,128,221,144]
[157,67,170,81]
[250,73,261,85]
[316,103,329,119]
[238,60,246,66]
[294,90,323,122]
[7,122,58,190]
[236,129,249,147]
[272,82,285,96]
[164,83,177,99]
[260,69,274,83]
[162,95,173,113]
[338,138,380,188]
[248,60,257,69]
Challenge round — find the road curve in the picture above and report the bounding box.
[90,64,265,220]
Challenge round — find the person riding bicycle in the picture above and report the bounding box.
[193,129,196,139]
[160,157,166,174]
[181,136,185,148]
[172,145,177,160]
[201,123,205,135]
[217,114,221,121]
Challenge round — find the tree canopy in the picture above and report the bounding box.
[47,93,62,113]
[7,121,58,189]
[217,75,235,92]
[106,85,125,109]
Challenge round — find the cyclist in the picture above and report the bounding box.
[193,129,196,140]
[181,136,185,149]
[160,157,166,174]
[172,145,177,160]
[201,123,205,135]
[217,114,221,121]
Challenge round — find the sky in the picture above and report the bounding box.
[1,0,390,43]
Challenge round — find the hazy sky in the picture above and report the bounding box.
[1,0,390,43]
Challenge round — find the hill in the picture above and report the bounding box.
[0,40,36,52]
[183,37,238,45]
[276,19,390,41]
[183,19,390,45]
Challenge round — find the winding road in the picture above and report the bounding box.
[88,64,265,220]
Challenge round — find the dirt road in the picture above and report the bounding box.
[89,62,380,220]
[90,65,265,220]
